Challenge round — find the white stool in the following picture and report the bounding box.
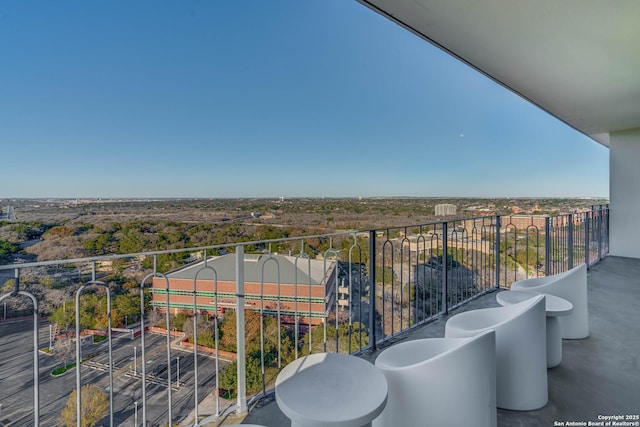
[276,353,388,427]
[445,295,548,411]
[373,331,496,427]
[497,290,573,367]
[511,263,588,339]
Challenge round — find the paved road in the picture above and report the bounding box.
[0,321,225,426]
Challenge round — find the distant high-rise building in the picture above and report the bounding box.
[435,203,456,216]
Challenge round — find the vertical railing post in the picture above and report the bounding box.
[592,205,597,261]
[140,279,147,427]
[597,207,603,261]
[0,287,40,427]
[192,259,200,423]
[495,216,501,289]
[6,275,41,427]
[75,281,113,427]
[441,222,448,315]
[164,277,173,426]
[31,293,40,427]
[235,246,247,415]
[8,268,40,427]
[568,214,574,269]
[14,267,19,293]
[368,230,377,351]
[24,290,41,427]
[105,290,114,427]
[545,217,551,276]
[602,205,611,255]
[75,287,83,427]
[603,205,611,254]
[585,213,590,267]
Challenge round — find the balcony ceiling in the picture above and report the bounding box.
[357,0,640,147]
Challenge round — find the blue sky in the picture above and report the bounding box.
[0,1,609,199]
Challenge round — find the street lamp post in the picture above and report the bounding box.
[176,356,180,388]
[134,401,138,427]
[49,324,53,350]
[134,346,137,376]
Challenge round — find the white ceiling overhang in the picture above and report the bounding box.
[357,0,640,147]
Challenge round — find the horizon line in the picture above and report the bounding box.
[1,195,610,201]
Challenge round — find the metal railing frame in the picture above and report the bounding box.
[0,206,610,424]
[0,269,39,427]
[74,278,114,427]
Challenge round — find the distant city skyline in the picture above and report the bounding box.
[1,1,609,199]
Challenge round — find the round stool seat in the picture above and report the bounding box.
[276,353,388,427]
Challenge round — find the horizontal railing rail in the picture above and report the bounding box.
[0,206,609,426]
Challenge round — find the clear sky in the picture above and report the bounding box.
[0,1,609,199]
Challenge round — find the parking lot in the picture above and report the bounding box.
[0,320,226,426]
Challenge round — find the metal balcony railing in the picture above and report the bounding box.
[0,206,609,426]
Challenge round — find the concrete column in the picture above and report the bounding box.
[610,128,640,258]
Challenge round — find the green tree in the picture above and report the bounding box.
[57,384,108,427]
[50,301,74,331]
[218,361,237,396]
[43,225,74,239]
[219,310,262,352]
[51,292,111,331]
[301,321,369,354]
[218,357,263,398]
[184,314,217,348]
[10,222,45,239]
[339,237,369,264]
[169,312,189,331]
[217,312,296,398]
[0,240,19,255]
[514,246,544,271]
[49,288,151,331]
[0,240,19,262]
[249,315,295,366]
[83,233,115,255]
[152,252,189,273]
[118,230,146,253]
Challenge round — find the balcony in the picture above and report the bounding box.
[239,254,640,426]
[0,208,621,426]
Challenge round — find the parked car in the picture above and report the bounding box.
[152,363,167,376]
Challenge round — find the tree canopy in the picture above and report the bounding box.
[57,384,108,427]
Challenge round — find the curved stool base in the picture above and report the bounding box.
[445,295,548,411]
[373,332,497,427]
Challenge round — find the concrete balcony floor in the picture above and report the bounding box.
[231,256,640,426]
